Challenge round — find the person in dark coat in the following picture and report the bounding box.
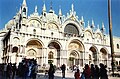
[12,63,17,79]
[61,64,66,78]
[90,64,95,79]
[94,65,100,79]
[99,63,108,79]
[48,63,55,79]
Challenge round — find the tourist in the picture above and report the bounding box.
[61,64,66,79]
[74,69,80,79]
[94,65,100,79]
[83,64,91,79]
[31,60,38,79]
[90,64,95,79]
[99,63,108,79]
[48,63,55,79]
[3,63,7,79]
[12,63,17,79]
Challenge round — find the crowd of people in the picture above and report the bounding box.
[74,63,108,79]
[2,60,109,79]
[47,63,108,79]
[3,58,38,79]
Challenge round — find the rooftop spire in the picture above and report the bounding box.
[91,19,95,28]
[49,1,54,13]
[59,6,62,16]
[92,19,94,26]
[22,0,27,6]
[50,1,52,10]
[101,22,105,32]
[88,21,90,28]
[71,4,74,12]
[81,16,84,22]
[35,5,38,13]
[97,24,100,30]
[42,1,46,12]
[102,22,105,28]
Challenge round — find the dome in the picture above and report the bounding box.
[5,19,14,30]
[46,13,58,22]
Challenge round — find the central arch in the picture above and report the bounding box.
[68,39,85,67]
[48,41,61,65]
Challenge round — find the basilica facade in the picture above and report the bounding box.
[0,0,120,68]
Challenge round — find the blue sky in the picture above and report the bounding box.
[0,0,120,37]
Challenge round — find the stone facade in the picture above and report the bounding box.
[0,0,120,68]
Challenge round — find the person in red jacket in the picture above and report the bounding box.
[74,69,80,79]
[83,64,91,79]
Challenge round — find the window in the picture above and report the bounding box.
[48,51,54,59]
[117,44,119,49]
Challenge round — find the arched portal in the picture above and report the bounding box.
[100,48,108,65]
[69,50,79,66]
[68,39,84,67]
[26,39,43,65]
[48,41,61,65]
[89,46,98,65]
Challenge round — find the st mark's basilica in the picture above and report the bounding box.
[0,0,120,69]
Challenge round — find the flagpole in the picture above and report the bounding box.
[108,0,115,76]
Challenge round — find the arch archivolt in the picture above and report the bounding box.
[26,38,44,48]
[48,40,62,50]
[99,47,108,64]
[27,17,42,27]
[62,20,82,35]
[26,49,37,59]
[66,37,85,51]
[69,50,80,59]
[13,37,20,46]
[25,38,44,59]
[47,22,59,30]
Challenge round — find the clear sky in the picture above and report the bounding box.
[0,0,120,37]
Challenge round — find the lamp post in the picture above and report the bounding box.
[108,0,115,76]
